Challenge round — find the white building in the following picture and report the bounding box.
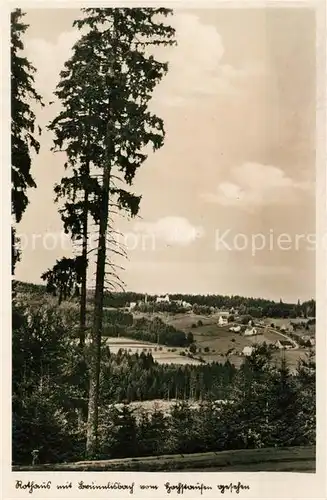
[229,325,241,333]
[156,294,170,304]
[244,327,258,336]
[218,315,228,326]
[129,302,137,311]
[301,335,315,346]
[242,346,254,356]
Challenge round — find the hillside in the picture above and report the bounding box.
[156,312,313,371]
[13,283,314,371]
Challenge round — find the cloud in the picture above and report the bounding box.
[25,30,80,99]
[201,162,313,208]
[133,216,204,247]
[24,12,262,110]
[151,13,262,107]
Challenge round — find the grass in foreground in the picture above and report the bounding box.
[13,446,315,472]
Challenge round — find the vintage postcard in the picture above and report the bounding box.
[1,0,326,498]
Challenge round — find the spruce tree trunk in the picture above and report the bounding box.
[86,11,119,457]
[86,121,113,457]
[79,160,90,348]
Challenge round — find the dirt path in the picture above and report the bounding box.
[265,326,299,349]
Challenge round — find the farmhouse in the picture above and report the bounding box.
[229,325,241,333]
[244,327,258,336]
[156,294,170,304]
[218,315,228,326]
[275,339,294,350]
[242,346,254,356]
[174,299,192,309]
[301,335,315,346]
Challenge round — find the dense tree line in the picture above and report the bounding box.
[13,282,316,320]
[126,316,191,347]
[99,312,192,348]
[101,292,315,318]
[98,349,236,403]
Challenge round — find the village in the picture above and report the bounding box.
[93,292,317,370]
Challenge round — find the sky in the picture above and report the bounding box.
[14,7,316,303]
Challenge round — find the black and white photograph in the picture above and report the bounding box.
[4,1,326,494]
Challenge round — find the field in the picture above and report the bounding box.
[141,312,312,371]
[103,337,202,365]
[13,445,315,472]
[107,398,214,419]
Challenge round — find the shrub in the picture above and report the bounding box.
[204,346,210,353]
[187,332,194,344]
[189,343,197,354]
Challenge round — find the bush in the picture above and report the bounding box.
[204,346,210,353]
[187,332,194,345]
[240,315,253,325]
[197,320,203,327]
[189,343,197,354]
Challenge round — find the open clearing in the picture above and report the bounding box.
[107,399,216,419]
[150,314,311,370]
[103,337,202,365]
